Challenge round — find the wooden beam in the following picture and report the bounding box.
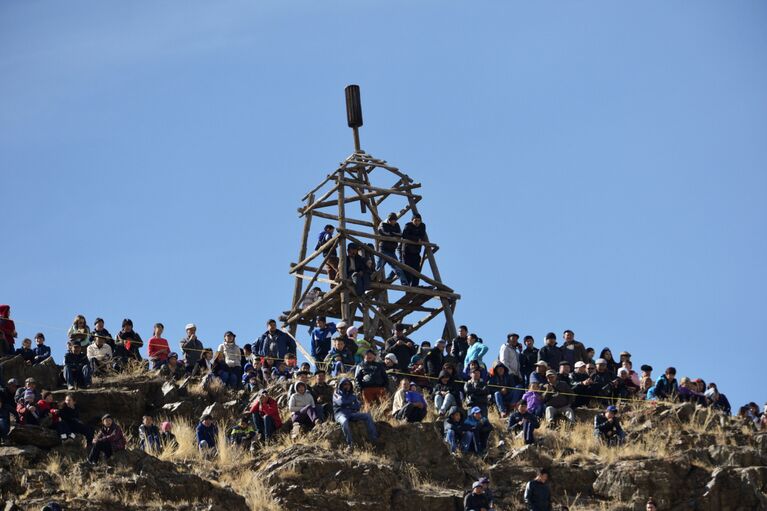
[337,227,439,250]
[285,284,345,324]
[289,193,314,335]
[337,179,421,197]
[311,190,422,211]
[337,176,350,323]
[299,183,339,216]
[344,233,453,292]
[406,304,446,336]
[369,281,460,300]
[309,210,375,229]
[289,233,340,275]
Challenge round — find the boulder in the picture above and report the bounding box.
[161,400,195,417]
[0,445,43,467]
[390,488,462,511]
[675,402,696,422]
[507,444,553,468]
[201,402,224,420]
[50,387,146,427]
[699,466,767,511]
[7,425,61,449]
[707,445,766,468]
[160,381,179,403]
[0,355,60,391]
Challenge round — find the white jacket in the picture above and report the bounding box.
[499,343,522,379]
[87,343,113,363]
[288,391,315,413]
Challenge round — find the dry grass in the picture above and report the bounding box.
[220,470,281,511]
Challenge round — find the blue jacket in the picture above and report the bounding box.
[464,414,493,433]
[332,378,361,417]
[196,422,218,448]
[652,375,678,400]
[255,330,296,359]
[310,323,336,361]
[33,344,52,364]
[464,342,488,368]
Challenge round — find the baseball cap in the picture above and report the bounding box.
[469,406,482,415]
[534,361,548,367]
[546,370,557,376]
[574,361,586,369]
[185,323,196,330]
[472,481,482,489]
[606,405,618,413]
[596,358,608,365]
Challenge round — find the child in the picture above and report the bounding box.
[227,415,256,446]
[271,360,292,382]
[444,408,472,454]
[160,421,177,450]
[33,333,52,364]
[507,401,540,445]
[522,383,544,417]
[36,391,59,428]
[147,323,170,370]
[464,406,493,455]
[15,338,35,365]
[139,415,162,453]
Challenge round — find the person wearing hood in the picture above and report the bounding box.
[0,305,17,356]
[249,391,282,443]
[463,360,489,382]
[464,368,490,417]
[180,323,204,371]
[464,334,489,369]
[195,414,218,455]
[333,378,378,448]
[255,319,296,360]
[288,382,320,431]
[217,331,243,388]
[310,317,336,363]
[444,407,473,453]
[464,406,493,454]
[464,481,491,511]
[434,370,463,417]
[88,414,125,464]
[490,362,521,418]
[355,350,388,406]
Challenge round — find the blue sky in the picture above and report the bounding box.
[2,1,765,408]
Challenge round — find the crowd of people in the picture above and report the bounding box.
[1,303,766,510]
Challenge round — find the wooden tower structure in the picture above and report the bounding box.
[282,85,459,343]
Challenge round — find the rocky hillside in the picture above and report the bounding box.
[1,356,765,511]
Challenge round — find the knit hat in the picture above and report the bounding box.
[161,421,172,432]
[384,353,398,364]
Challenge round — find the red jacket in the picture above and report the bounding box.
[94,424,126,450]
[0,305,16,351]
[148,337,170,361]
[249,397,283,429]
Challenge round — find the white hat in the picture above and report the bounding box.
[185,323,196,330]
[618,368,629,376]
[534,361,548,367]
[384,353,398,364]
[337,321,348,329]
[596,358,608,365]
[574,361,586,369]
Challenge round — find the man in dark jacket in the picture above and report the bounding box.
[384,324,413,351]
[594,405,625,446]
[464,369,490,417]
[444,407,472,453]
[561,329,588,367]
[196,414,218,454]
[542,371,574,425]
[524,468,552,511]
[377,212,407,284]
[451,325,470,373]
[180,323,203,371]
[401,214,426,286]
[537,333,562,370]
[255,319,296,360]
[508,401,541,445]
[355,350,388,405]
[344,243,373,296]
[464,481,491,511]
[310,317,336,363]
[56,395,93,444]
[333,378,378,448]
[520,336,539,385]
[385,335,416,373]
[64,343,91,390]
[423,339,445,377]
[32,333,52,364]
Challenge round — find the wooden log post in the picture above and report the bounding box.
[337,175,350,323]
[289,193,314,336]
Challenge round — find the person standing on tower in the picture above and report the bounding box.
[377,213,407,284]
[401,214,426,286]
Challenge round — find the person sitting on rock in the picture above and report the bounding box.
[249,390,282,444]
[464,406,493,455]
[677,376,705,405]
[57,394,93,444]
[312,369,334,420]
[407,355,430,389]
[160,421,178,450]
[523,468,551,511]
[464,368,490,417]
[508,400,541,445]
[192,348,215,378]
[147,323,170,370]
[464,481,491,511]
[594,405,625,446]
[15,377,41,404]
[621,359,641,388]
[88,414,126,464]
[333,377,378,449]
[0,304,18,356]
[611,368,640,401]
[463,360,488,382]
[704,383,731,415]
[444,407,472,454]
[32,333,52,364]
[91,318,113,350]
[159,352,185,381]
[17,388,41,425]
[35,391,59,429]
[354,349,388,406]
[139,415,162,453]
[639,365,654,397]
[271,360,292,383]
[67,315,90,348]
[227,414,256,447]
[180,323,204,372]
[647,367,678,401]
[393,382,427,423]
[0,381,15,440]
[64,342,91,390]
[646,498,658,511]
[217,331,243,388]
[434,370,463,418]
[15,337,35,365]
[529,361,549,386]
[489,361,518,418]
[542,370,574,426]
[86,334,113,376]
[288,381,320,432]
[325,337,355,372]
[115,318,143,363]
[578,358,614,405]
[196,414,218,456]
